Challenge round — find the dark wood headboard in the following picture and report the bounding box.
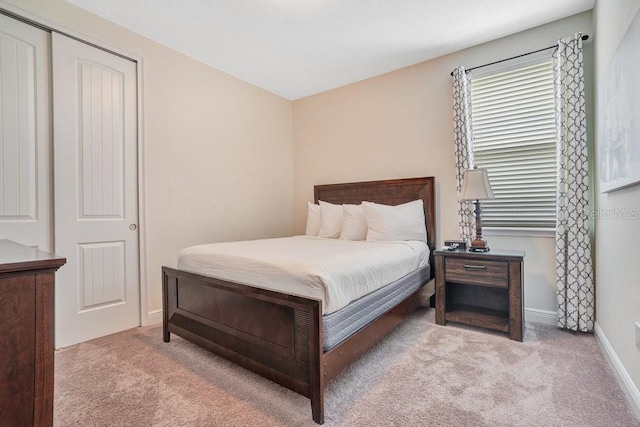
[314,177,436,276]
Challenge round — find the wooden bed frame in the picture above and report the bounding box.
[162,177,436,424]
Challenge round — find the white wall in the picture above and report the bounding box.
[293,11,593,318]
[486,234,557,316]
[593,0,640,414]
[1,0,294,321]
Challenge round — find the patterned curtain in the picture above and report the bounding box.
[452,66,475,241]
[554,34,594,332]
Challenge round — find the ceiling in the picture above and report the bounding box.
[67,0,595,100]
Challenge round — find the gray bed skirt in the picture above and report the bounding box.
[322,265,431,351]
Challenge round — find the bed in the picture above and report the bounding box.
[162,177,436,424]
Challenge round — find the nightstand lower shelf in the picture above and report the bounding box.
[445,304,509,333]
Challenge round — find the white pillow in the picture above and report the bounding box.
[362,200,428,242]
[317,201,343,238]
[305,202,321,236]
[340,204,367,241]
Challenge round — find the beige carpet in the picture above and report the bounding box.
[54,308,639,426]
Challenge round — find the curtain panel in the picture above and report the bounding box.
[554,34,594,332]
[452,67,475,242]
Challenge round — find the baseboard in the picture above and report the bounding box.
[595,322,640,421]
[524,307,557,325]
[143,309,163,326]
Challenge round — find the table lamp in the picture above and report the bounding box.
[460,167,495,252]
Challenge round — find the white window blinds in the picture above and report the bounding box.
[469,60,557,229]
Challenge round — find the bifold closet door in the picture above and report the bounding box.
[0,14,52,252]
[52,32,140,348]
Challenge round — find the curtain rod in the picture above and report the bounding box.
[449,34,589,76]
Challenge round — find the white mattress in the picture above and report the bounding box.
[177,236,430,314]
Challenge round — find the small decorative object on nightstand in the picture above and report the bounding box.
[443,240,467,251]
[460,167,494,252]
[435,248,525,341]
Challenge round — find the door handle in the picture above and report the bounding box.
[129,224,137,231]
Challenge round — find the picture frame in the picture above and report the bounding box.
[598,8,640,193]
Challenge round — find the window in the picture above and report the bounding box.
[469,60,557,229]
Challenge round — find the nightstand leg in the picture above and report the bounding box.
[508,261,523,341]
[435,255,446,325]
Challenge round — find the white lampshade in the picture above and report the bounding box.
[460,168,495,201]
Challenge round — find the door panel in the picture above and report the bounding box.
[79,61,125,218]
[79,241,125,309]
[52,32,139,348]
[0,14,52,251]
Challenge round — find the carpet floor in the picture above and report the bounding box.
[54,308,639,426]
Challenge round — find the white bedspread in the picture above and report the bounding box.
[177,236,430,314]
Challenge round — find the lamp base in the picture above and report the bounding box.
[469,238,490,252]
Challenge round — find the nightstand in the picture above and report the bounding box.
[434,249,525,341]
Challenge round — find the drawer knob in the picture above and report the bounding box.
[463,264,487,270]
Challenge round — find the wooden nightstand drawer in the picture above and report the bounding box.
[444,257,508,287]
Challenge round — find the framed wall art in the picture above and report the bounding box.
[598,8,640,193]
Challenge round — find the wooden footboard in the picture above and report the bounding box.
[162,266,325,422]
[163,266,426,424]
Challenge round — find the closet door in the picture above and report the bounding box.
[52,32,140,347]
[0,14,52,251]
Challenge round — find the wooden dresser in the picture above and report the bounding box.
[0,240,66,427]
